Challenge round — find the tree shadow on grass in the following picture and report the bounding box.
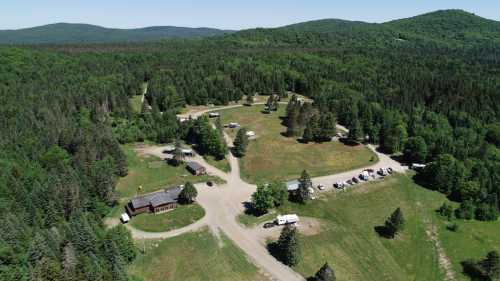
[338,138,361,147]
[266,241,283,263]
[460,260,489,281]
[374,225,394,239]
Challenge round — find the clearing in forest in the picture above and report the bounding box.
[219,105,376,183]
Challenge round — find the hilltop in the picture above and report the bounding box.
[0,23,235,44]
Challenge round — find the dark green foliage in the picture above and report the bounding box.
[446,223,459,232]
[179,182,198,204]
[250,182,288,214]
[277,225,301,266]
[404,136,428,163]
[461,250,500,281]
[348,119,363,143]
[314,262,336,281]
[383,208,405,238]
[251,185,275,215]
[233,127,249,157]
[187,117,227,159]
[296,170,312,204]
[455,201,476,220]
[437,203,454,220]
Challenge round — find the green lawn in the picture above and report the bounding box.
[130,203,205,232]
[130,95,143,113]
[243,173,499,281]
[128,229,267,281]
[204,155,231,173]
[116,144,221,199]
[237,211,276,227]
[219,105,377,183]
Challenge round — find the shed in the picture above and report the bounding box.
[208,112,220,118]
[163,145,175,153]
[186,161,206,175]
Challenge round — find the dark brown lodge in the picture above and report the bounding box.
[126,186,183,216]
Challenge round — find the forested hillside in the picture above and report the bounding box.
[0,9,499,281]
[0,23,234,44]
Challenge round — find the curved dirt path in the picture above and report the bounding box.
[124,104,408,281]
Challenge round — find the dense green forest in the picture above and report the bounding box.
[1,9,499,280]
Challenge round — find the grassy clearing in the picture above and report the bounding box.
[129,203,205,232]
[116,144,221,199]
[128,228,267,281]
[130,95,143,113]
[270,174,445,280]
[203,155,231,173]
[251,174,500,281]
[438,212,500,280]
[237,211,276,227]
[219,105,376,183]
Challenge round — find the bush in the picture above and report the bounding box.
[446,223,459,232]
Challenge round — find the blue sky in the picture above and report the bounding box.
[2,1,499,30]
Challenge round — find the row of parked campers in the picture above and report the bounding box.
[334,167,393,189]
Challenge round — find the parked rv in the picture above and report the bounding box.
[276,214,299,225]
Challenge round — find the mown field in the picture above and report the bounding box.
[219,105,376,183]
[240,174,499,281]
[116,144,220,199]
[128,229,268,281]
[130,203,205,232]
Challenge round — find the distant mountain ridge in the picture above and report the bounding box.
[1,10,499,45]
[0,23,235,44]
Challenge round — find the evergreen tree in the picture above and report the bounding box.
[215,116,224,137]
[233,128,249,157]
[318,112,337,142]
[384,208,405,238]
[171,140,184,166]
[404,136,428,163]
[348,119,363,143]
[179,182,198,204]
[277,225,301,266]
[314,262,336,281]
[296,170,312,204]
[286,105,301,137]
[246,93,255,105]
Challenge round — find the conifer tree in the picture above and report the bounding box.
[179,182,198,204]
[286,105,300,137]
[233,128,249,157]
[278,225,301,266]
[314,262,336,281]
[348,119,363,143]
[297,170,312,203]
[384,207,405,238]
[318,112,337,141]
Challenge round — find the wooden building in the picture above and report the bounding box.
[186,161,206,175]
[126,186,183,216]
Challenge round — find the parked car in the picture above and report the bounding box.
[263,222,276,229]
[206,181,214,187]
[317,184,325,190]
[334,182,344,189]
[352,177,360,184]
[346,179,353,185]
[387,167,393,174]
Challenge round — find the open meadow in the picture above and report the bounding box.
[219,105,376,183]
[128,229,268,281]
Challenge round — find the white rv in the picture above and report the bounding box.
[276,214,299,225]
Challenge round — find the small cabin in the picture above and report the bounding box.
[186,161,206,175]
[126,186,183,216]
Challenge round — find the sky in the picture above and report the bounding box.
[1,1,500,30]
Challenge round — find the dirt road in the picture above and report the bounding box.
[119,104,409,281]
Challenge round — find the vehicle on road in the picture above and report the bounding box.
[206,181,214,187]
[387,167,393,174]
[352,177,360,184]
[346,179,353,185]
[317,184,325,190]
[360,171,370,181]
[276,214,299,225]
[334,182,344,189]
[263,222,276,229]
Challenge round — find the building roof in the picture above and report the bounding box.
[130,186,183,209]
[286,180,300,191]
[187,161,204,171]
